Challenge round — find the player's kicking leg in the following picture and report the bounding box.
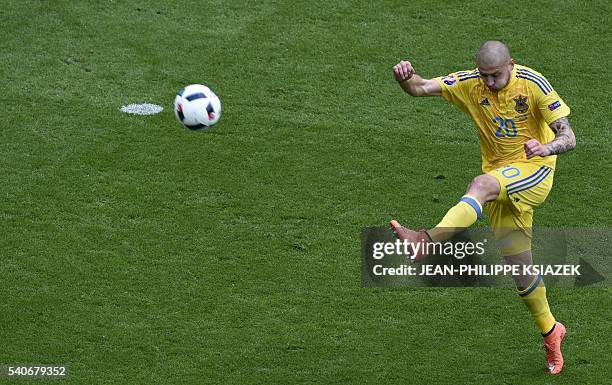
[388,220,431,261]
[392,162,566,374]
[390,173,500,260]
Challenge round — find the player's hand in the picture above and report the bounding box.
[393,60,415,82]
[524,139,551,159]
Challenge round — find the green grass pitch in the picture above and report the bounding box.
[1,0,610,384]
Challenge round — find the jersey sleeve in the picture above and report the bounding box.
[434,70,478,113]
[527,72,571,124]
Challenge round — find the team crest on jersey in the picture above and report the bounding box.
[513,95,529,113]
[442,75,456,86]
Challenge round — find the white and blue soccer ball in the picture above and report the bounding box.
[174,84,221,130]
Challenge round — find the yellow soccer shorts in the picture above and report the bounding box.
[486,162,554,256]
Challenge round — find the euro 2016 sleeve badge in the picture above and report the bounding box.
[442,75,456,86]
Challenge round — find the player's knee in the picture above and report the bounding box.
[467,174,500,202]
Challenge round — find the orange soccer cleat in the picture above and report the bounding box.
[389,219,432,262]
[544,322,567,374]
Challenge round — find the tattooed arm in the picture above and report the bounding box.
[546,117,576,154]
[524,117,576,158]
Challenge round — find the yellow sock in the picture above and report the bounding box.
[518,275,556,334]
[428,195,482,242]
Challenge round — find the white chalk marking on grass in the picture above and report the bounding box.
[120,103,164,115]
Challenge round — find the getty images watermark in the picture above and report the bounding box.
[371,238,579,277]
[361,227,609,288]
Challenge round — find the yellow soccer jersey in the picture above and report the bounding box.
[435,64,570,172]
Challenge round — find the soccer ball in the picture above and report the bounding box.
[174,84,221,130]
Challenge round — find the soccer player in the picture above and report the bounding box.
[391,40,576,374]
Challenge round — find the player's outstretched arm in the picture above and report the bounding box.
[524,117,576,158]
[393,60,442,97]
